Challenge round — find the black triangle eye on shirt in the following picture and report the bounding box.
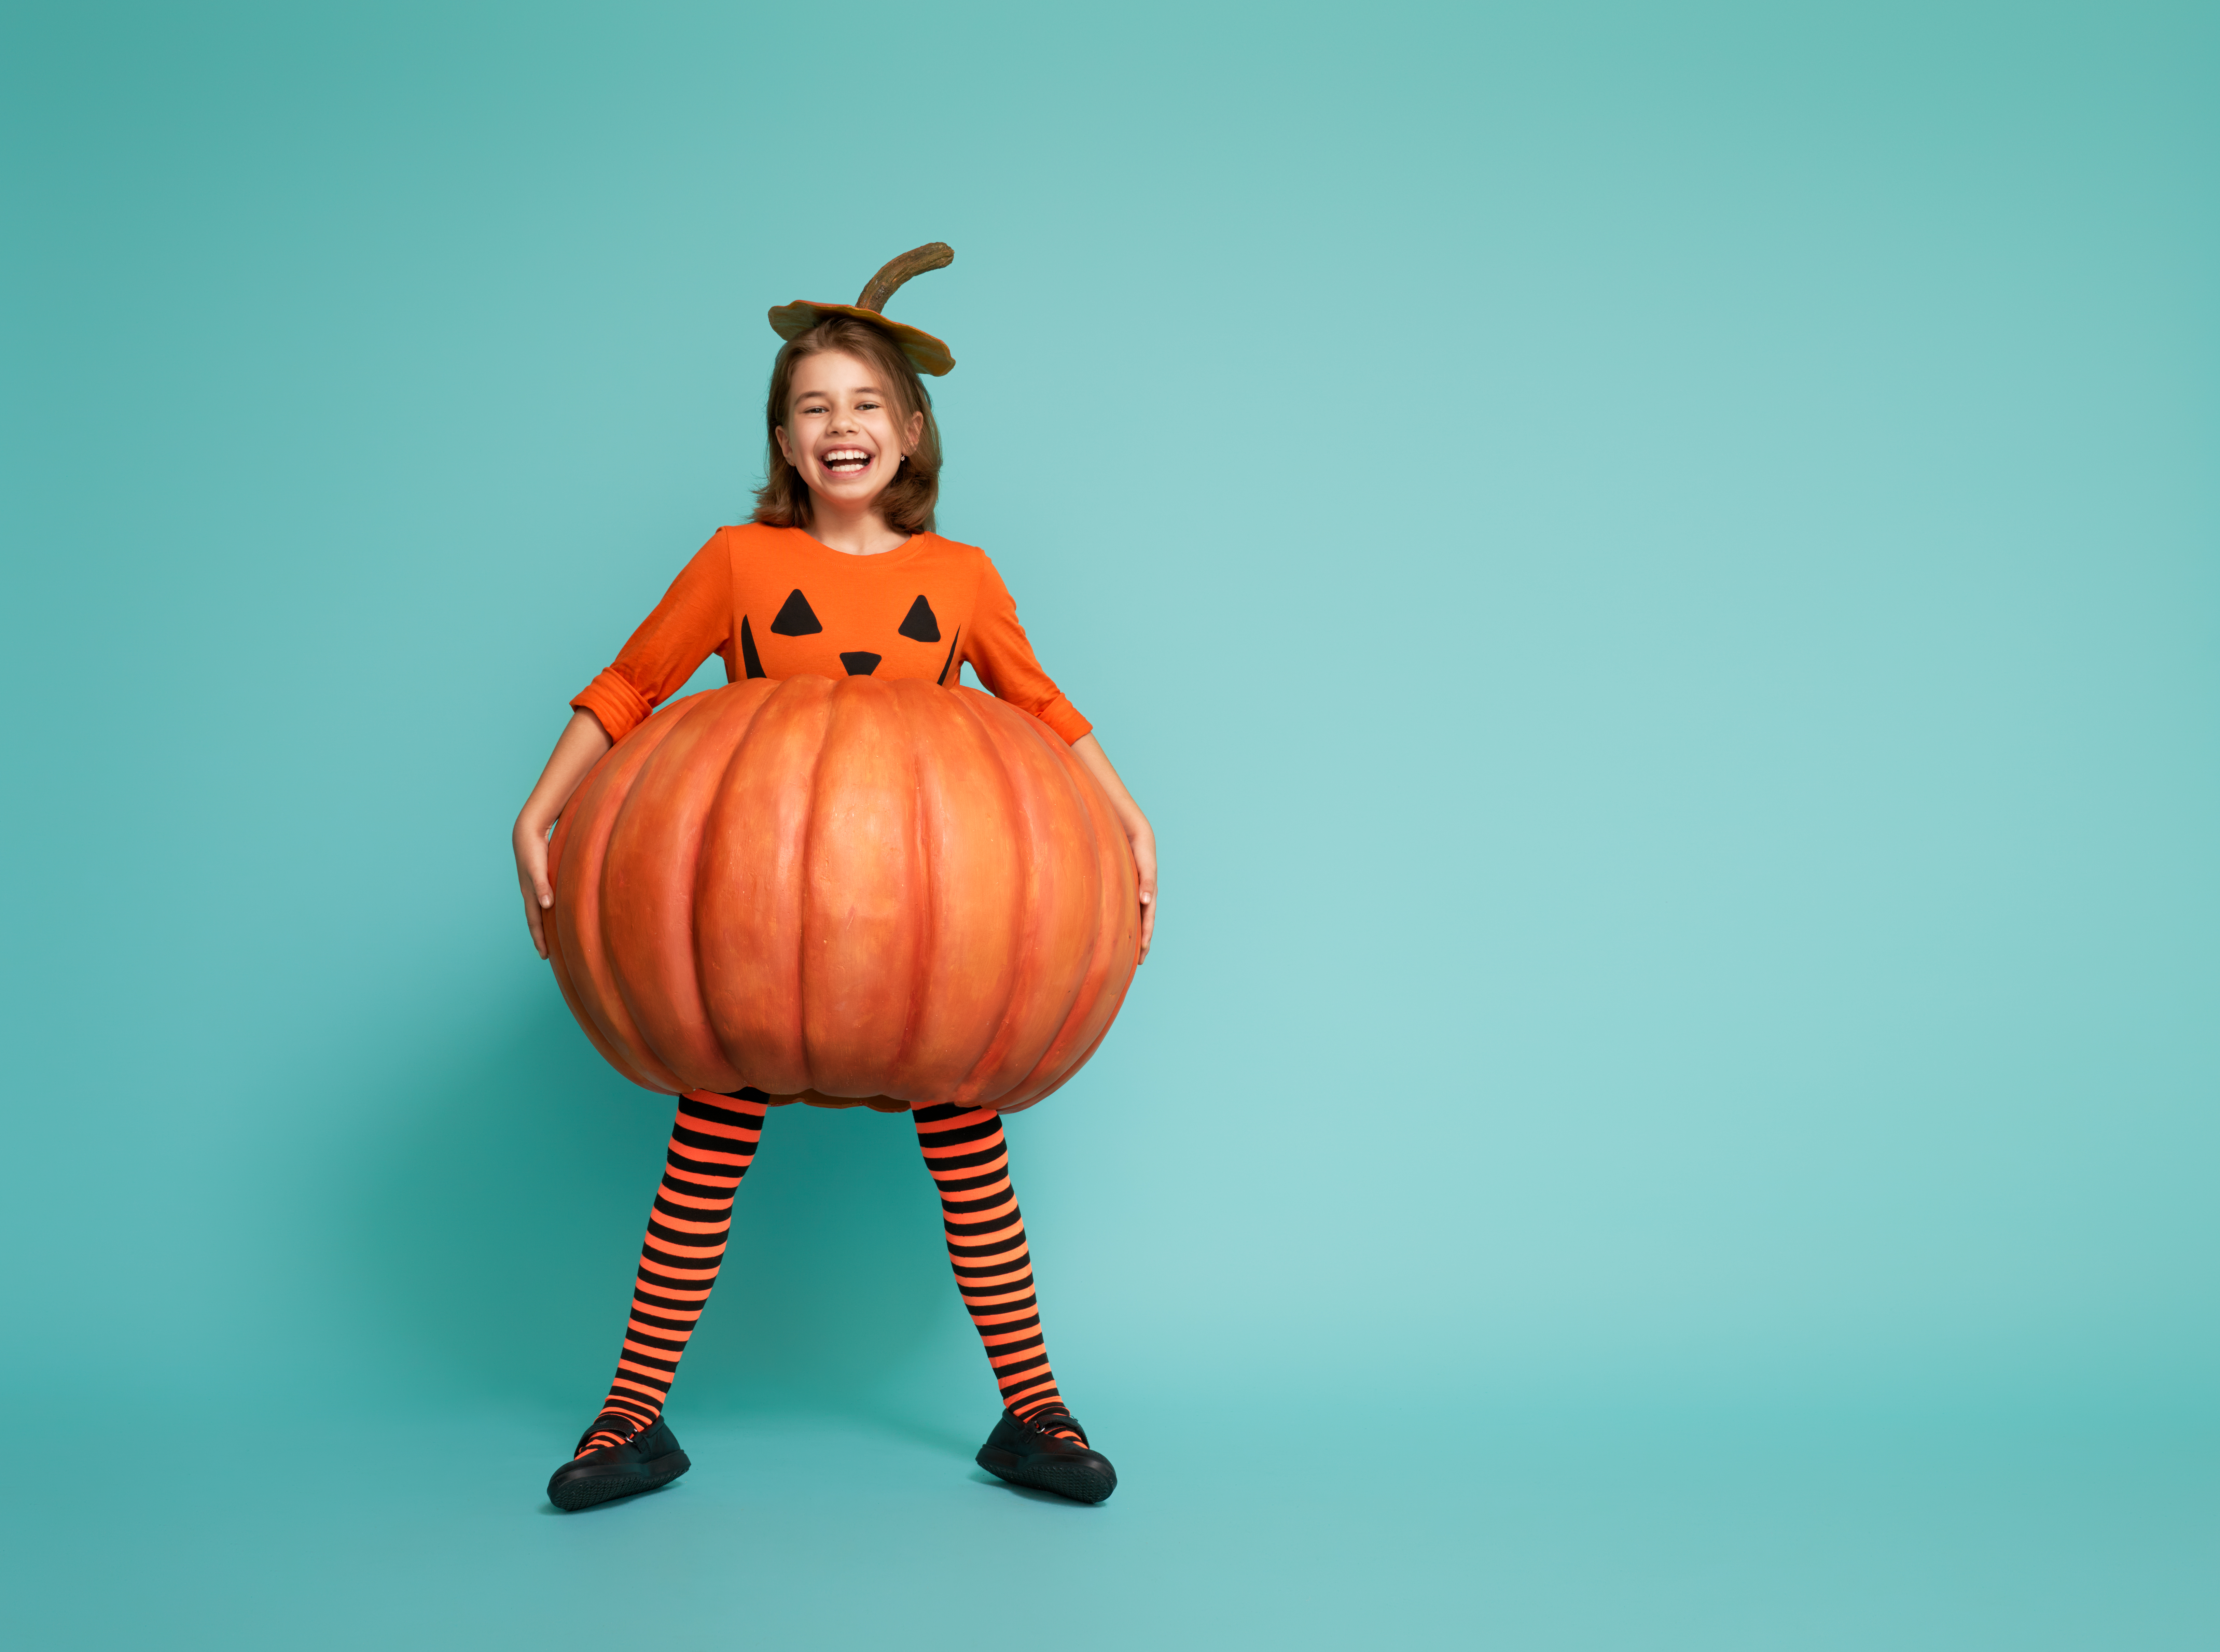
[769,589,822,636]
[898,595,940,643]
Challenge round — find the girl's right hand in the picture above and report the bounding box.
[514,709,616,960]
[514,819,556,959]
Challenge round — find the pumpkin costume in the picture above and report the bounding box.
[545,246,1123,1509]
[550,671,1137,1115]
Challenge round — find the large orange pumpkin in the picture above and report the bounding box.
[545,675,1140,1114]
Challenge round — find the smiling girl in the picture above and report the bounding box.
[511,249,1155,1511]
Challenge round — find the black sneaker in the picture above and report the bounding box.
[976,1407,1116,1504]
[546,1413,691,1511]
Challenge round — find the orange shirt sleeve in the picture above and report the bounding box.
[570,532,734,742]
[966,553,1093,745]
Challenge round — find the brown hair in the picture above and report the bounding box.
[751,314,942,535]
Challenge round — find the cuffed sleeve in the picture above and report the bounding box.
[568,531,734,744]
[964,554,1093,744]
[569,668,655,744]
[1026,692,1094,745]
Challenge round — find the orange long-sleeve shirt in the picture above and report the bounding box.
[571,523,1092,746]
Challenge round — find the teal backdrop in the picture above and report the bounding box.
[3,2,2215,1647]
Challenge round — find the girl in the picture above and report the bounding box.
[510,249,1156,1510]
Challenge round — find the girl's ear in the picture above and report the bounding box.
[774,424,796,467]
[904,409,924,452]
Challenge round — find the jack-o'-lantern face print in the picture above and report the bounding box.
[739,585,961,684]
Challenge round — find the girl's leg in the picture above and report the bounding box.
[911,1102,1084,1440]
[574,1088,769,1454]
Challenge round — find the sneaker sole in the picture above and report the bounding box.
[547,1451,691,1511]
[976,1446,1115,1504]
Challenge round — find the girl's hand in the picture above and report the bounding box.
[1068,734,1157,964]
[1130,821,1158,964]
[514,710,615,960]
[513,818,556,959]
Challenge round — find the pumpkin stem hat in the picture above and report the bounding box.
[768,243,956,377]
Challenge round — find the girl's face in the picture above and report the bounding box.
[774,349,926,517]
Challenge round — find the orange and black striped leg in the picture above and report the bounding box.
[576,1088,768,1456]
[911,1103,1083,1441]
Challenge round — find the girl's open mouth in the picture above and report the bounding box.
[820,448,873,476]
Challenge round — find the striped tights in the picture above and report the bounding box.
[577,1090,1077,1455]
[911,1102,1082,1439]
[578,1089,766,1452]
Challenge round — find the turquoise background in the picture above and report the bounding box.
[4,1,2216,1646]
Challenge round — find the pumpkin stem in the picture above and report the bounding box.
[856,243,954,313]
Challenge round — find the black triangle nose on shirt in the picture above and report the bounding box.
[840,652,882,676]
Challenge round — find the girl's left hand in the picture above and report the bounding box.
[1068,733,1156,964]
[1130,822,1158,964]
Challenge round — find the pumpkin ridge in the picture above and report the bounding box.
[689,684,779,1087]
[882,681,936,1094]
[886,680,1020,1104]
[793,676,850,1096]
[597,714,671,1078]
[600,689,750,1092]
[694,677,825,1094]
[820,678,927,1096]
[771,681,835,1091]
[568,696,707,1093]
[941,688,1068,1106]
[1010,721,1106,1085]
[995,701,1099,1092]
[548,773,661,1092]
[935,687,1018,1104]
[1007,716,1138,1105]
